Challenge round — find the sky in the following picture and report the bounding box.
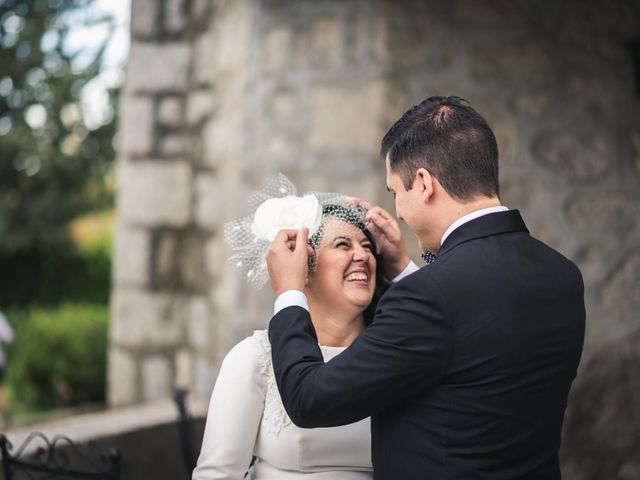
[64,0,131,129]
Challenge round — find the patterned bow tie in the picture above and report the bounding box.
[421,251,438,265]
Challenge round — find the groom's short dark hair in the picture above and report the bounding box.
[381,96,500,200]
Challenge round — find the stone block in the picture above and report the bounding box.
[493,120,518,162]
[195,173,221,229]
[601,254,640,330]
[118,96,154,156]
[190,0,211,21]
[573,243,606,286]
[451,0,507,26]
[175,348,193,389]
[263,25,291,73]
[471,45,550,79]
[205,237,229,283]
[202,115,242,167]
[309,81,386,154]
[164,0,187,34]
[450,0,542,27]
[309,17,343,68]
[157,96,183,127]
[187,88,215,125]
[269,87,298,121]
[126,42,191,92]
[214,0,253,73]
[264,133,299,159]
[192,355,217,400]
[152,230,181,290]
[159,133,187,157]
[108,347,138,406]
[532,131,610,184]
[193,28,216,84]
[632,130,640,179]
[292,32,307,70]
[151,230,208,291]
[111,289,184,348]
[188,295,212,350]
[565,193,637,234]
[131,0,158,37]
[347,13,368,65]
[384,4,431,68]
[371,14,389,64]
[142,355,172,401]
[513,92,549,119]
[181,234,210,290]
[113,223,150,287]
[561,336,640,479]
[118,160,191,227]
[496,178,543,212]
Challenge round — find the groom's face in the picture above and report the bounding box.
[385,157,429,250]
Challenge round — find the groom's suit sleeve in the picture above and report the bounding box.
[268,272,453,428]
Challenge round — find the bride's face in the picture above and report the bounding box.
[306,218,377,312]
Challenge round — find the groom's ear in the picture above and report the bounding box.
[415,168,434,203]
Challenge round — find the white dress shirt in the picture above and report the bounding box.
[273,206,508,315]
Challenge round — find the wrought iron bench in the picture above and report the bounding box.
[0,432,120,479]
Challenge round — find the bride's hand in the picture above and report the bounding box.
[348,197,410,279]
[267,228,314,296]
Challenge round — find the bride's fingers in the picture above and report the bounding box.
[273,229,299,252]
[295,227,309,254]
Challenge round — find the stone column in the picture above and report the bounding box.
[109,0,215,406]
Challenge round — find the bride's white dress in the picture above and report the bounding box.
[192,330,373,480]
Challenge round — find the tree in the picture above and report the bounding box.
[0,0,118,305]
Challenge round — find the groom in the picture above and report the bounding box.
[266,96,585,479]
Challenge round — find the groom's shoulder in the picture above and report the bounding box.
[387,262,446,298]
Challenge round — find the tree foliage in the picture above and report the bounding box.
[0,0,118,306]
[0,0,117,253]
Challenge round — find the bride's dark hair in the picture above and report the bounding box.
[309,203,389,326]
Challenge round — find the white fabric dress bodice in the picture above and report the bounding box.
[193,330,373,480]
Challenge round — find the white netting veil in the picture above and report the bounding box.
[224,173,369,288]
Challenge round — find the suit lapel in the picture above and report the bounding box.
[438,210,529,257]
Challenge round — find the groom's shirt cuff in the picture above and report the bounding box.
[392,260,419,283]
[274,290,309,315]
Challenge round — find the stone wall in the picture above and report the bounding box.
[111,0,640,478]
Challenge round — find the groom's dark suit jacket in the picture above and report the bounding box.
[269,210,585,480]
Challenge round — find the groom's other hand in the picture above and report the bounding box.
[267,228,313,296]
[349,197,410,279]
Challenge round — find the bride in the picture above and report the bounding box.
[192,179,387,479]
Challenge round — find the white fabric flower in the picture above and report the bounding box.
[251,194,323,241]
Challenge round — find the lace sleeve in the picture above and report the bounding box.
[251,330,292,436]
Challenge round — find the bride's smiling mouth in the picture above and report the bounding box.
[344,269,369,284]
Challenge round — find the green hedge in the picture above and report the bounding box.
[0,242,111,308]
[6,303,108,409]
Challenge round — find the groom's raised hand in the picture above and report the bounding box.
[349,198,411,279]
[267,228,314,296]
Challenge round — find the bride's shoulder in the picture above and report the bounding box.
[248,329,270,352]
[222,329,270,370]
